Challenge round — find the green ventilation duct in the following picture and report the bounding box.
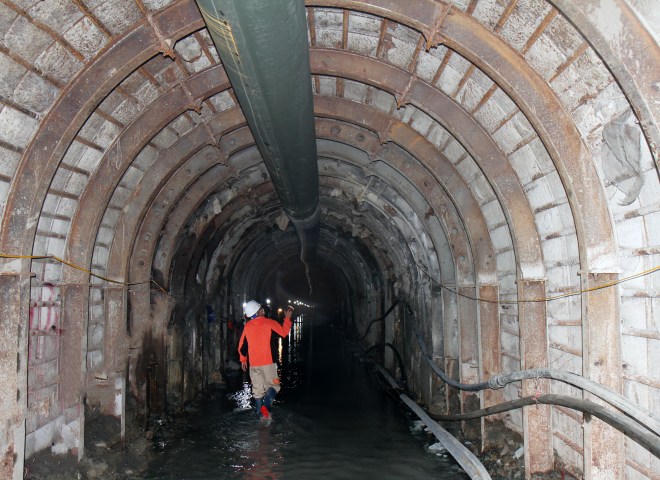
[195,0,320,276]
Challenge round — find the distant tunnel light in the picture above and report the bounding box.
[266,298,271,304]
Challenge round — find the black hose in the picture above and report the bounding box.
[354,299,660,462]
[429,395,550,422]
[405,304,490,391]
[404,303,660,436]
[360,298,404,341]
[427,394,660,460]
[364,342,408,392]
[355,299,660,442]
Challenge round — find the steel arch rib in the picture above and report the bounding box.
[0,0,205,258]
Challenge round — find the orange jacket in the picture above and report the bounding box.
[238,316,292,367]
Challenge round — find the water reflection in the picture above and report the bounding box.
[228,382,253,411]
[144,317,468,479]
[240,427,284,480]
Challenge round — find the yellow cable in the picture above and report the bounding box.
[427,264,660,304]
[3,254,659,304]
[0,254,184,297]
[150,277,184,298]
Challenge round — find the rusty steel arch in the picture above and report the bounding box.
[0,0,205,258]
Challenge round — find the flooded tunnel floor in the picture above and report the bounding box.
[144,319,469,479]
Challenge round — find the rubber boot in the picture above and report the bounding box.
[263,387,277,413]
[257,392,270,419]
[255,397,264,418]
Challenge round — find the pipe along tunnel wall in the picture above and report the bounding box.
[0,0,659,479]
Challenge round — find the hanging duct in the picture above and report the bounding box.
[195,0,320,272]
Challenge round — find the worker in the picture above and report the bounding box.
[238,301,293,419]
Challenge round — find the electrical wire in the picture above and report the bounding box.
[357,341,491,479]
[410,259,660,304]
[356,305,660,472]
[359,316,660,462]
[0,254,183,297]
[360,298,404,340]
[369,344,660,462]
[370,361,492,480]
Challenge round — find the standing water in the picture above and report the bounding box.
[144,315,469,479]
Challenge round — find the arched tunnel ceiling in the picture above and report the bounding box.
[0,9,653,340]
[0,0,657,326]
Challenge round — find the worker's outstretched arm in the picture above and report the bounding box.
[271,307,294,337]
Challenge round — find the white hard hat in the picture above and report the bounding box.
[244,300,261,318]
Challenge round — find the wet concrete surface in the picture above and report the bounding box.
[144,316,470,479]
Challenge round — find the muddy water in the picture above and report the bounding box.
[144,317,469,479]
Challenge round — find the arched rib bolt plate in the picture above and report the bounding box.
[173,186,280,293]
[180,197,281,297]
[317,120,471,285]
[320,196,421,283]
[131,163,267,285]
[62,64,231,284]
[319,198,416,285]
[319,161,449,285]
[0,0,205,258]
[123,129,256,286]
[154,179,279,289]
[132,186,280,331]
[187,199,284,287]
[130,159,237,287]
[306,0,615,270]
[106,107,247,282]
[309,48,544,281]
[318,174,440,278]
[314,96,496,284]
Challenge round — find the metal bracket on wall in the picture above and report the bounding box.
[422,4,452,51]
[146,12,176,59]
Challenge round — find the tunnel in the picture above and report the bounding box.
[0,0,659,478]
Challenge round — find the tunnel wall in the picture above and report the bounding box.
[0,0,658,479]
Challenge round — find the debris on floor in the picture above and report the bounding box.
[25,401,155,480]
[427,442,448,455]
[408,413,581,480]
